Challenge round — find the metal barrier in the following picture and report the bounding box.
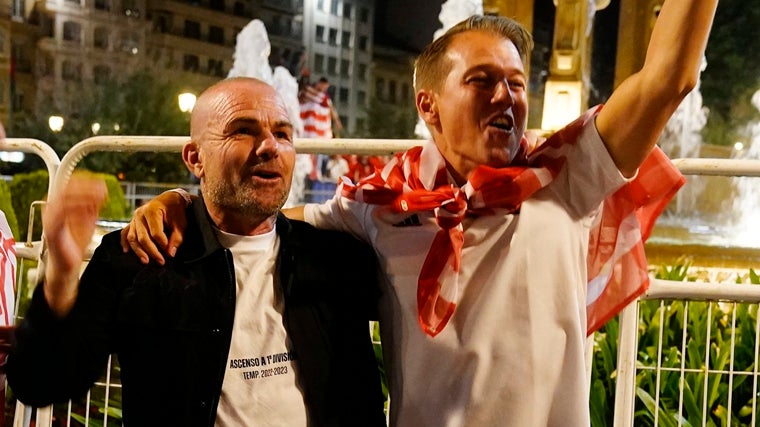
[0,138,60,427]
[4,135,760,426]
[613,158,760,427]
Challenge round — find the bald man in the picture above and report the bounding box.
[6,78,387,427]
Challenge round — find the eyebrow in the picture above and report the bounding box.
[225,118,293,133]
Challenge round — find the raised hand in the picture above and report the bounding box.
[42,174,107,317]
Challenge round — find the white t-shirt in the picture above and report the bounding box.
[304,120,628,426]
[214,227,308,427]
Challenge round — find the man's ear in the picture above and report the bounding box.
[416,90,439,126]
[182,141,203,179]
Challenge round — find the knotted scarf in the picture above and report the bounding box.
[338,108,685,336]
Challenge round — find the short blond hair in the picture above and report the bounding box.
[414,15,533,93]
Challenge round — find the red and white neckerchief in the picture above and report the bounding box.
[338,107,685,337]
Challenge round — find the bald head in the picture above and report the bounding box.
[190,77,289,141]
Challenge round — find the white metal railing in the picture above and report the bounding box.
[0,138,60,427]
[4,136,760,426]
[613,159,760,427]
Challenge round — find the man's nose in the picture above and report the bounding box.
[492,80,514,106]
[256,133,279,160]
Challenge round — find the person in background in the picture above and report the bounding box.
[299,77,346,202]
[6,78,387,427]
[120,1,717,425]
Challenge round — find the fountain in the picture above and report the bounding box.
[228,19,310,207]
[647,69,760,269]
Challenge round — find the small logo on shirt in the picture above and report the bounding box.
[393,214,422,227]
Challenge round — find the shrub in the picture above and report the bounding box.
[0,179,19,239]
[9,170,48,242]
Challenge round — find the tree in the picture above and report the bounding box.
[361,98,419,139]
[9,70,196,183]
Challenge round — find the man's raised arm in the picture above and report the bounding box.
[597,0,718,177]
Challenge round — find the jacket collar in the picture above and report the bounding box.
[180,196,292,263]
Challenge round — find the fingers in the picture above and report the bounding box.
[129,214,165,265]
[167,216,187,257]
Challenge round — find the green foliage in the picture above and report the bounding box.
[9,70,193,183]
[0,180,19,239]
[9,170,49,242]
[97,173,131,221]
[591,260,760,427]
[361,98,419,139]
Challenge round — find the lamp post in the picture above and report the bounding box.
[178,92,197,113]
[48,115,64,132]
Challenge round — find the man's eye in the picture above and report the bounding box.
[509,80,526,90]
[274,131,292,141]
[237,127,253,135]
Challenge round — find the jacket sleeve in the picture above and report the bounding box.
[6,232,129,406]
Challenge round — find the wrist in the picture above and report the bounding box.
[169,188,192,207]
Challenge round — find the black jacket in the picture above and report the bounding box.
[7,199,387,426]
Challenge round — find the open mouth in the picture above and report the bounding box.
[252,169,281,180]
[489,116,514,132]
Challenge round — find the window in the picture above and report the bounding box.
[328,28,338,46]
[358,35,368,51]
[121,32,139,54]
[358,63,367,80]
[317,0,325,11]
[210,0,224,11]
[314,54,325,73]
[330,0,339,15]
[184,20,200,39]
[341,30,351,48]
[360,7,369,23]
[343,2,352,18]
[389,80,397,103]
[356,117,365,132]
[340,59,350,77]
[183,54,199,72]
[327,57,337,75]
[357,90,366,106]
[94,27,109,49]
[93,65,111,84]
[63,21,81,43]
[122,0,139,17]
[339,87,349,103]
[375,78,385,99]
[62,60,81,81]
[94,0,110,11]
[402,83,410,101]
[315,25,325,43]
[209,26,224,44]
[270,15,282,35]
[208,59,224,76]
[233,1,245,15]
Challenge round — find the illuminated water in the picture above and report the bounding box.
[647,88,760,269]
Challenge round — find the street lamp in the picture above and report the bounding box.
[48,115,64,132]
[178,92,197,113]
[91,122,101,134]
